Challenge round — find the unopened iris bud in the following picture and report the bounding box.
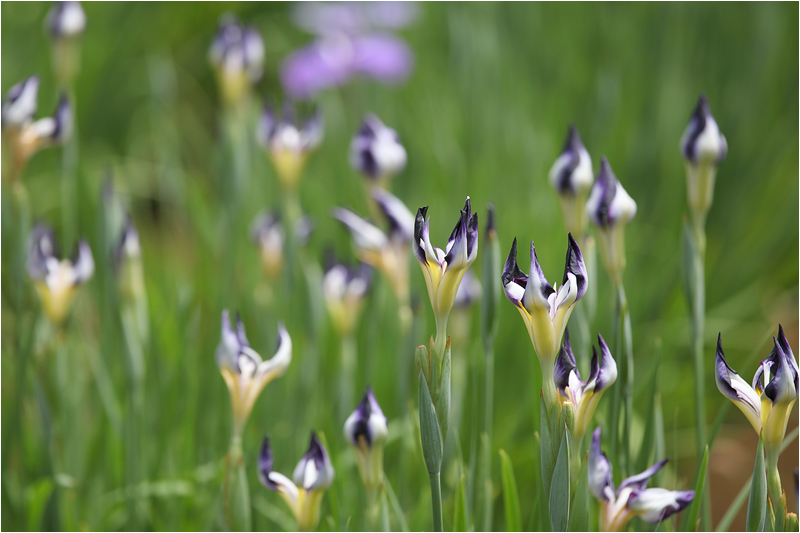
[680,95,727,218]
[27,222,94,326]
[589,428,694,531]
[46,1,86,39]
[322,258,372,336]
[586,157,636,283]
[114,216,144,300]
[715,328,797,460]
[258,102,323,189]
[349,114,407,185]
[502,233,587,404]
[413,197,478,353]
[216,310,291,437]
[209,15,264,107]
[554,330,617,442]
[250,211,285,280]
[344,386,388,490]
[549,125,594,236]
[259,432,334,531]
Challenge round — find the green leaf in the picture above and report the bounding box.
[636,361,660,473]
[499,449,521,532]
[454,475,468,532]
[25,478,54,531]
[568,453,588,533]
[416,345,431,387]
[746,436,767,532]
[681,219,697,311]
[549,426,570,532]
[681,445,708,532]
[419,371,443,475]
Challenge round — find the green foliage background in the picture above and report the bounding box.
[2,2,798,531]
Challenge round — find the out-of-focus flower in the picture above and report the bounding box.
[502,233,586,404]
[344,385,388,490]
[715,328,798,459]
[323,256,372,336]
[259,432,334,531]
[586,157,636,283]
[349,113,406,185]
[453,268,481,309]
[549,125,593,237]
[258,102,323,190]
[554,330,616,441]
[281,2,415,99]
[333,188,414,325]
[2,81,72,179]
[28,222,94,325]
[216,310,291,437]
[250,211,285,280]
[114,216,144,300]
[45,1,86,39]
[209,15,264,106]
[413,197,478,352]
[680,95,727,218]
[589,428,694,531]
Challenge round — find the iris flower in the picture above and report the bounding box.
[585,157,636,282]
[258,102,323,190]
[259,432,335,531]
[2,78,72,179]
[281,1,415,98]
[549,125,594,237]
[215,310,291,437]
[208,15,264,106]
[554,330,617,442]
[28,222,94,325]
[413,197,478,354]
[715,328,797,460]
[250,210,285,280]
[589,428,694,531]
[45,1,86,39]
[349,113,407,186]
[322,257,372,336]
[344,385,388,490]
[502,233,586,404]
[680,95,727,218]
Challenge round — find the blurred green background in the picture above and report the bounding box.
[2,2,798,531]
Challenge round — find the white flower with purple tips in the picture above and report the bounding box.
[250,211,285,280]
[258,432,334,531]
[344,386,388,489]
[258,102,323,189]
[323,257,372,336]
[349,113,407,182]
[216,310,291,436]
[680,95,727,216]
[46,1,87,39]
[589,428,694,531]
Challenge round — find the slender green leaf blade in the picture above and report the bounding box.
[499,449,521,532]
[568,454,588,532]
[682,445,708,532]
[549,427,570,532]
[454,475,467,532]
[540,396,555,497]
[746,436,767,532]
[636,361,660,473]
[419,372,443,474]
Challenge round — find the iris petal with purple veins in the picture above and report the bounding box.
[549,125,594,195]
[293,432,335,491]
[680,95,727,164]
[2,76,40,129]
[344,386,387,448]
[372,188,414,241]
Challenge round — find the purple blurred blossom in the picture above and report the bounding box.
[281,2,416,99]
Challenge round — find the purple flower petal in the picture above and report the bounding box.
[352,33,413,82]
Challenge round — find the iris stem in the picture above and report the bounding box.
[430,472,443,532]
[609,280,632,476]
[60,87,78,249]
[480,341,495,531]
[689,216,711,530]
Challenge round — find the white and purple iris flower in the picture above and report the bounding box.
[349,114,407,183]
[715,328,798,457]
[216,310,292,437]
[46,1,87,39]
[28,222,94,326]
[501,233,586,402]
[589,428,694,531]
[414,197,479,349]
[322,256,372,336]
[680,95,727,216]
[585,157,636,280]
[281,1,416,99]
[333,188,414,319]
[344,385,388,489]
[250,210,285,280]
[258,432,335,531]
[549,125,594,236]
[554,329,617,441]
[2,79,73,168]
[258,102,324,189]
[208,15,264,105]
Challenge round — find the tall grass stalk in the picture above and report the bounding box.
[608,281,633,477]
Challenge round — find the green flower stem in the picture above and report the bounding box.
[480,342,495,531]
[430,472,443,532]
[689,217,711,530]
[339,333,357,421]
[60,87,78,249]
[609,281,633,475]
[223,435,251,532]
